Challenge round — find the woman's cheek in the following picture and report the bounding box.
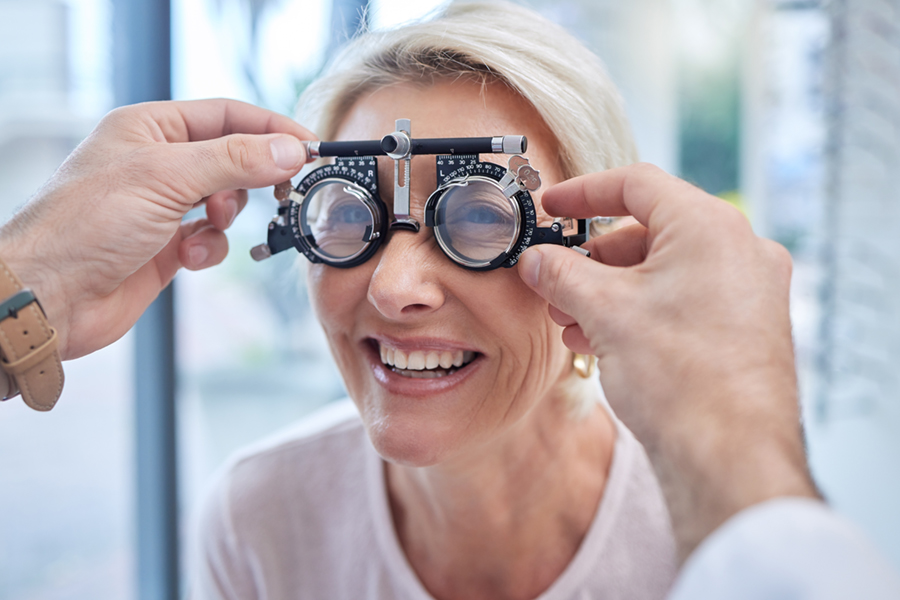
[307,263,367,322]
[306,264,328,318]
[490,281,564,392]
[528,308,571,392]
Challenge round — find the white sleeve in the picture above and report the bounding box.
[667,498,900,600]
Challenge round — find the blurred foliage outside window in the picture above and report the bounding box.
[676,0,744,200]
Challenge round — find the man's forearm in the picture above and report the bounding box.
[649,426,820,562]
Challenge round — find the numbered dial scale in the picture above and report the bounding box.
[428,155,546,270]
[254,157,383,267]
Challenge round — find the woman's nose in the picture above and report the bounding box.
[367,231,446,321]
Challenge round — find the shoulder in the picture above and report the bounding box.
[191,400,380,597]
[197,399,373,556]
[221,399,369,504]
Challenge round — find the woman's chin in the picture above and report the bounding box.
[366,422,457,468]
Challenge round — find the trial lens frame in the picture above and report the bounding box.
[250,118,589,268]
[308,119,526,233]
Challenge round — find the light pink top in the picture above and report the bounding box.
[191,400,677,600]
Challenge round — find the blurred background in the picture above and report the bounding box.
[0,0,898,598]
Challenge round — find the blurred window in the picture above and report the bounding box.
[0,1,133,599]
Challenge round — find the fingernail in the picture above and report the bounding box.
[189,245,209,267]
[270,136,305,170]
[224,197,238,228]
[518,248,541,288]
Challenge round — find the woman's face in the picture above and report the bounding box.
[308,79,574,466]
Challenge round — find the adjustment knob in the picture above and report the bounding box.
[250,244,272,262]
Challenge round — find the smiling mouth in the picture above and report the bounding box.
[376,342,478,379]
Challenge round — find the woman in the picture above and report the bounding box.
[193,3,676,599]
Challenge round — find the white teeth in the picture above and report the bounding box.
[378,343,476,373]
[408,351,425,370]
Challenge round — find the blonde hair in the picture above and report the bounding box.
[296,0,638,181]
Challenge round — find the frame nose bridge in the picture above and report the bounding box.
[381,221,441,266]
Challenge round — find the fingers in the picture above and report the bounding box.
[205,189,248,231]
[541,163,709,230]
[761,238,794,289]
[548,297,599,354]
[178,220,229,271]
[518,245,617,326]
[561,325,594,355]
[549,304,577,327]
[584,222,649,267]
[140,98,316,144]
[174,132,308,198]
[110,100,315,199]
[124,218,226,325]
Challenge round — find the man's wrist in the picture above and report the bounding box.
[0,230,69,355]
[0,236,66,411]
[640,375,819,563]
[649,427,820,563]
[0,365,14,400]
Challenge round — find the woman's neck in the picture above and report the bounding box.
[385,392,617,600]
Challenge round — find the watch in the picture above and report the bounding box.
[0,257,64,411]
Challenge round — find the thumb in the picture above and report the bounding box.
[176,133,308,198]
[518,245,616,322]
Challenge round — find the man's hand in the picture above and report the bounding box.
[518,163,820,561]
[0,99,312,360]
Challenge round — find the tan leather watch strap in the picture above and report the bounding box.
[0,258,64,411]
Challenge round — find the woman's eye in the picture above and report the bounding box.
[329,202,370,225]
[453,203,507,225]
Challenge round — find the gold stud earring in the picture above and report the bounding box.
[573,353,596,378]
